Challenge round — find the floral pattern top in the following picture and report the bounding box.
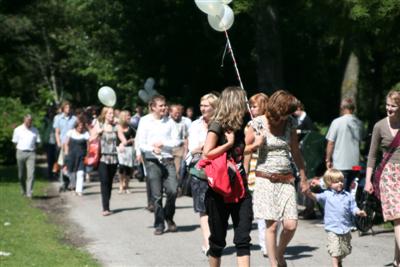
[252,115,296,174]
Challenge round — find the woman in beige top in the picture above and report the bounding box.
[248,90,308,267]
[365,89,400,266]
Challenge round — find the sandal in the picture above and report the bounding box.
[102,210,112,216]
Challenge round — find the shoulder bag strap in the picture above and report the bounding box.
[377,130,400,172]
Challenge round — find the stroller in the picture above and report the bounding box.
[351,166,384,236]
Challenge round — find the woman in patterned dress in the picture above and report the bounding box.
[247,90,308,267]
[90,107,119,216]
[365,88,400,266]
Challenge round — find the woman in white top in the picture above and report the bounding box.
[188,93,219,255]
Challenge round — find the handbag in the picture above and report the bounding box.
[180,160,192,197]
[84,138,101,168]
[198,152,245,203]
[117,146,134,167]
[373,130,400,199]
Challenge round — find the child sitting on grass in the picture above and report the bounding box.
[306,168,366,267]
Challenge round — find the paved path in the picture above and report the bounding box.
[60,179,394,267]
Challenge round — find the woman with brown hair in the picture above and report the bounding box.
[248,90,308,267]
[90,107,118,216]
[364,88,400,266]
[202,86,253,267]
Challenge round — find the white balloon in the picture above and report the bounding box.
[138,89,151,103]
[207,5,234,32]
[194,0,224,16]
[98,86,116,107]
[144,77,155,92]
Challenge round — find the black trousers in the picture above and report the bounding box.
[205,188,253,257]
[98,162,118,211]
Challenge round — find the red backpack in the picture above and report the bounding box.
[197,152,245,203]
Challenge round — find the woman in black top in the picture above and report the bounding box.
[202,86,253,267]
[117,110,136,194]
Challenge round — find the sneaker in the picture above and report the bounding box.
[125,189,131,194]
[167,220,177,232]
[154,228,164,235]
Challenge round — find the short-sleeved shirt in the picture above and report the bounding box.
[316,189,359,234]
[208,121,245,167]
[12,124,41,151]
[367,117,400,168]
[326,114,363,170]
[53,113,77,144]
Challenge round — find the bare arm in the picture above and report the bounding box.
[202,131,234,160]
[55,128,61,147]
[325,140,334,169]
[290,129,308,192]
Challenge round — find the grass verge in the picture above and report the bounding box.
[0,165,98,267]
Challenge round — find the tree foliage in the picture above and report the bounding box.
[0,0,399,124]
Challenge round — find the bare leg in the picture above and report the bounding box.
[237,255,250,267]
[209,256,221,267]
[394,219,400,266]
[276,219,297,265]
[266,220,279,267]
[331,256,340,267]
[200,213,210,250]
[119,173,124,192]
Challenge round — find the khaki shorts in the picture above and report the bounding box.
[327,231,352,258]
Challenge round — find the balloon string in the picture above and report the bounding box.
[220,42,228,67]
[223,28,253,120]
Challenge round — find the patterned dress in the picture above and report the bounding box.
[252,116,298,221]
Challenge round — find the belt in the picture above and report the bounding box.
[255,171,294,183]
[145,158,174,164]
[20,149,34,152]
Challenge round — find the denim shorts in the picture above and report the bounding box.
[191,176,209,213]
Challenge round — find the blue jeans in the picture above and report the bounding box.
[145,159,178,230]
[341,170,357,192]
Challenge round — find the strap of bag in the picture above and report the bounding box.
[376,130,400,173]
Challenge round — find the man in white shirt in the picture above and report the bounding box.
[169,104,188,184]
[12,114,41,197]
[136,95,182,235]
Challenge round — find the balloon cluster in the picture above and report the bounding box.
[98,86,117,107]
[138,77,159,103]
[194,0,234,32]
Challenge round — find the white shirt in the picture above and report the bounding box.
[66,129,90,141]
[135,114,182,159]
[188,116,208,152]
[12,124,41,151]
[182,116,192,130]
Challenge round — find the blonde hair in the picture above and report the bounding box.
[212,86,247,131]
[249,92,269,116]
[323,169,344,188]
[387,88,400,106]
[200,93,219,110]
[98,107,114,123]
[119,110,131,126]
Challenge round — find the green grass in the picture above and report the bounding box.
[0,165,99,267]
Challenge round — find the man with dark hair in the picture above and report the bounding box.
[12,114,41,197]
[325,98,363,191]
[135,95,182,235]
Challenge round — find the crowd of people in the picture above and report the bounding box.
[11,87,400,267]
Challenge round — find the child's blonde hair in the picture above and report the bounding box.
[323,169,344,188]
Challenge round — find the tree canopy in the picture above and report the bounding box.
[1,0,399,124]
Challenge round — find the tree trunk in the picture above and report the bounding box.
[253,0,283,94]
[340,52,359,101]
